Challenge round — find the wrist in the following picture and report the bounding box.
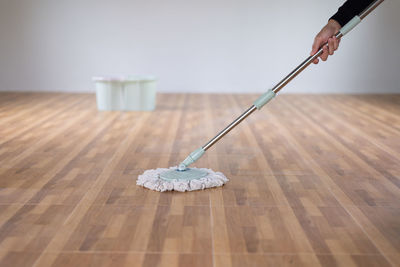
[328,19,341,31]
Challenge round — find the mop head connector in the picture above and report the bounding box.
[137,166,228,192]
[178,147,205,171]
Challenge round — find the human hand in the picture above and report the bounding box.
[311,19,341,64]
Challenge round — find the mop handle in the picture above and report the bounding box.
[201,0,384,151]
[179,0,384,170]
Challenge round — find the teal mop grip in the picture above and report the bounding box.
[179,147,205,169]
[253,89,276,110]
[340,16,361,36]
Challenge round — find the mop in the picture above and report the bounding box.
[137,0,384,192]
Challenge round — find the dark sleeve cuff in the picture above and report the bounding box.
[330,0,374,27]
[330,10,354,27]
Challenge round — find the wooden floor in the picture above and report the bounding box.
[0,92,399,267]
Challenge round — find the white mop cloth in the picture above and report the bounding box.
[137,167,228,192]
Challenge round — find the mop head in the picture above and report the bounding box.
[137,166,228,192]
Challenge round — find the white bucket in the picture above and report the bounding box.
[93,75,157,111]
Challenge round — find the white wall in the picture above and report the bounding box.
[0,0,399,93]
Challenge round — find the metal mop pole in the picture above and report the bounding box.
[178,0,384,170]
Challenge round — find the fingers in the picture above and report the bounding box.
[333,36,339,50]
[311,36,322,64]
[317,37,340,63]
[328,38,334,55]
[329,36,341,54]
[311,33,341,64]
[320,45,329,61]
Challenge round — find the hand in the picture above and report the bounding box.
[311,19,341,64]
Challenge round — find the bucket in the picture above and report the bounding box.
[93,75,157,111]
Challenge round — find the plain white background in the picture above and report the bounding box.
[0,0,399,94]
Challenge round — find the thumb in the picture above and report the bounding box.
[310,37,321,56]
